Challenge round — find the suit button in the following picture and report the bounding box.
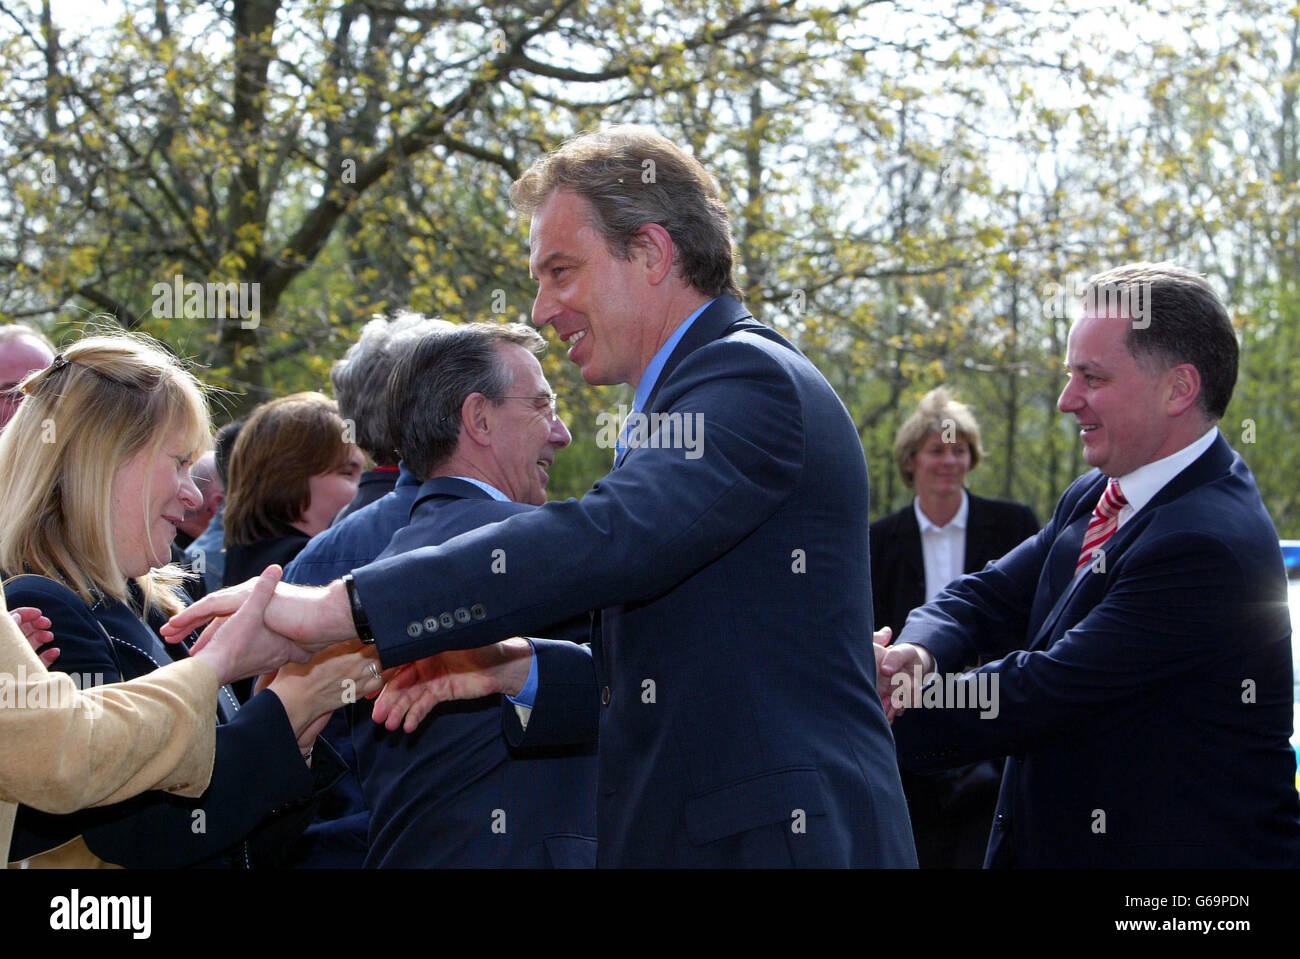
[601,686,611,705]
[406,622,423,637]
[454,607,470,624]
[423,617,439,633]
[439,612,455,630]
[470,604,486,620]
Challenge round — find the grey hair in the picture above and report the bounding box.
[387,322,546,478]
[331,311,454,465]
[0,323,55,352]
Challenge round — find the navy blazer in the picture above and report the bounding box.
[278,466,421,867]
[892,434,1300,867]
[351,295,917,867]
[353,477,597,867]
[5,575,342,868]
[870,492,1040,640]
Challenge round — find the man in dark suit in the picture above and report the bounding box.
[169,126,916,868]
[353,321,596,867]
[870,387,1038,868]
[878,262,1300,867]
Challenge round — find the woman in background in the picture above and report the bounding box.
[870,386,1038,868]
[222,392,364,588]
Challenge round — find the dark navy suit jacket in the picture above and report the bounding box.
[350,295,917,867]
[279,464,421,867]
[5,575,341,867]
[892,434,1300,867]
[353,477,597,867]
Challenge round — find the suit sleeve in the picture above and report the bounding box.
[0,591,217,812]
[354,337,805,667]
[893,528,1251,771]
[502,638,600,748]
[897,518,1052,674]
[5,584,322,867]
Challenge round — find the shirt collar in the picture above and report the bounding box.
[914,488,969,534]
[1111,425,1219,517]
[449,476,511,502]
[632,299,714,413]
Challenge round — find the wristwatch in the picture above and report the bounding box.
[342,573,375,645]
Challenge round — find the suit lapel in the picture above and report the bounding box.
[1028,433,1232,650]
[640,295,764,416]
[897,505,925,588]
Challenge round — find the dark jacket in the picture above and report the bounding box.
[868,490,1039,868]
[354,476,597,868]
[893,435,1300,867]
[869,491,1039,638]
[5,575,343,868]
[349,295,917,867]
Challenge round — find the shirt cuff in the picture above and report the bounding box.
[505,639,539,730]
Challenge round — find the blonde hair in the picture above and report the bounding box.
[893,387,984,489]
[0,332,211,617]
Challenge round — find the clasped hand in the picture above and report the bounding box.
[873,626,935,724]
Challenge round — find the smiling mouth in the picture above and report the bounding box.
[563,329,587,351]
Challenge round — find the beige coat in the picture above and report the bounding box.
[0,589,218,864]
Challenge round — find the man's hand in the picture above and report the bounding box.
[186,567,315,684]
[873,627,935,723]
[162,573,355,656]
[12,607,56,666]
[371,638,534,734]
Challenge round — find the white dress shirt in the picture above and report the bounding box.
[914,489,969,603]
[1107,426,1219,530]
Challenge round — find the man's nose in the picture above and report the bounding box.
[1058,379,1080,413]
[531,289,553,329]
[552,415,572,450]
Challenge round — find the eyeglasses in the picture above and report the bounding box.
[498,392,559,419]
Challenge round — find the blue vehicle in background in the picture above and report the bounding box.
[1283,541,1300,791]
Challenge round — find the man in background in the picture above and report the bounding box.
[0,325,55,428]
[355,321,596,867]
[880,262,1300,867]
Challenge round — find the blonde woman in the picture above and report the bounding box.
[0,333,383,868]
[0,568,296,864]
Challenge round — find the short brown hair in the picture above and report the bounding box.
[224,392,356,546]
[1081,262,1237,420]
[510,125,741,299]
[893,387,984,488]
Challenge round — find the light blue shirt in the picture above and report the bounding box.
[450,476,511,502]
[522,301,715,711]
[615,300,714,463]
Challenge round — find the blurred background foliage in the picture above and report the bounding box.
[0,0,1296,532]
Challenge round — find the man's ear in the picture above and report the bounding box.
[634,223,675,285]
[460,393,494,448]
[1165,362,1201,417]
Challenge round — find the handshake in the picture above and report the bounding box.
[159,567,534,733]
[872,626,936,724]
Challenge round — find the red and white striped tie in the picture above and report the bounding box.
[1076,478,1127,573]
